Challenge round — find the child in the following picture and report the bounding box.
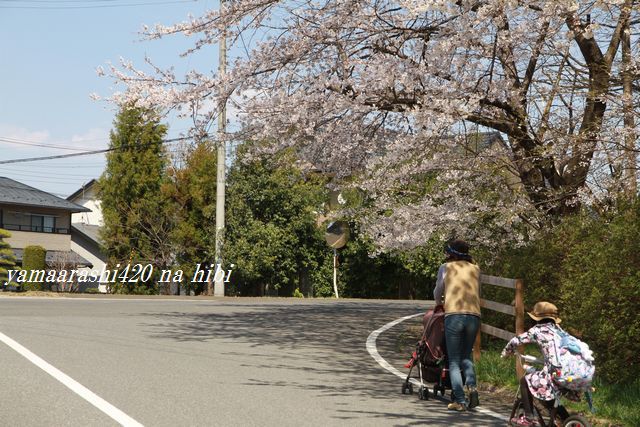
[501,301,565,427]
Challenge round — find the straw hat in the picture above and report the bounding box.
[527,301,562,324]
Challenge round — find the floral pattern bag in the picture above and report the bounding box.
[550,328,595,392]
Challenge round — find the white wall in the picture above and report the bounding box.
[69,182,107,292]
[70,240,108,293]
[70,185,103,226]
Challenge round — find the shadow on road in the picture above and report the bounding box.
[134,302,504,426]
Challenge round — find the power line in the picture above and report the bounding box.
[0,148,112,165]
[0,136,194,165]
[0,176,93,186]
[0,136,100,152]
[0,0,197,9]
[0,134,184,152]
[0,1,122,2]
[0,167,99,179]
[1,162,107,169]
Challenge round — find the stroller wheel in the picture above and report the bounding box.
[418,387,429,400]
[401,382,414,395]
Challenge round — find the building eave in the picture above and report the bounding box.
[66,179,98,202]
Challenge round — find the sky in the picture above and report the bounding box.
[0,0,226,197]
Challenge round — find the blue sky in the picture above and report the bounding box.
[0,0,223,197]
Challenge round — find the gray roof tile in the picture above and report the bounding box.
[0,177,90,212]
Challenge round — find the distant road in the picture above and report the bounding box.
[0,297,507,426]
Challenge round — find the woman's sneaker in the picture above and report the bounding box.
[510,415,538,426]
[447,402,467,411]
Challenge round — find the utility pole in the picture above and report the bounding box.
[213,0,227,297]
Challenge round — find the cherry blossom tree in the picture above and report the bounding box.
[103,0,639,249]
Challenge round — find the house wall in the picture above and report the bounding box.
[70,186,103,226]
[0,205,72,232]
[70,230,105,265]
[68,184,108,292]
[0,204,73,251]
[5,230,71,251]
[70,234,108,293]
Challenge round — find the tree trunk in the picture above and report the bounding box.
[622,21,637,197]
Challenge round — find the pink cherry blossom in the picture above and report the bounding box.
[102,0,639,250]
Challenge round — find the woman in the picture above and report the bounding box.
[433,239,481,411]
[501,301,566,427]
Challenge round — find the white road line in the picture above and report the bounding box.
[0,331,144,427]
[365,313,509,422]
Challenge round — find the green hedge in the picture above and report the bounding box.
[559,203,640,384]
[488,201,640,384]
[22,245,47,291]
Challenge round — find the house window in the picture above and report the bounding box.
[31,215,56,233]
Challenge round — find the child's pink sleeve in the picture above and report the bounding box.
[502,328,535,356]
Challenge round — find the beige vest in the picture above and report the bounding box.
[443,261,481,316]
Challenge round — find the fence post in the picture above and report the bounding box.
[515,279,525,378]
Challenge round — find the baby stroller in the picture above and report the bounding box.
[402,305,460,401]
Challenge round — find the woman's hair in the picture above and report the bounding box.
[445,239,474,263]
[536,318,557,325]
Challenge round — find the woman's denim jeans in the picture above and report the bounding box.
[444,314,480,404]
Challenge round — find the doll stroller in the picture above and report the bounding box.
[401,305,459,401]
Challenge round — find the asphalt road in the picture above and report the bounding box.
[0,297,509,426]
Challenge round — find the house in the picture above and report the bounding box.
[66,179,108,293]
[0,176,92,271]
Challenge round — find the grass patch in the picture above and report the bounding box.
[476,346,519,390]
[583,378,640,427]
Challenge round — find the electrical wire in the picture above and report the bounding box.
[0,148,111,164]
[0,167,99,179]
[0,1,122,2]
[0,135,197,165]
[0,133,184,152]
[0,0,197,9]
[1,162,106,169]
[0,136,101,152]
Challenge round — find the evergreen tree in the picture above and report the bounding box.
[98,107,171,293]
[165,142,218,295]
[0,229,16,286]
[225,146,331,296]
